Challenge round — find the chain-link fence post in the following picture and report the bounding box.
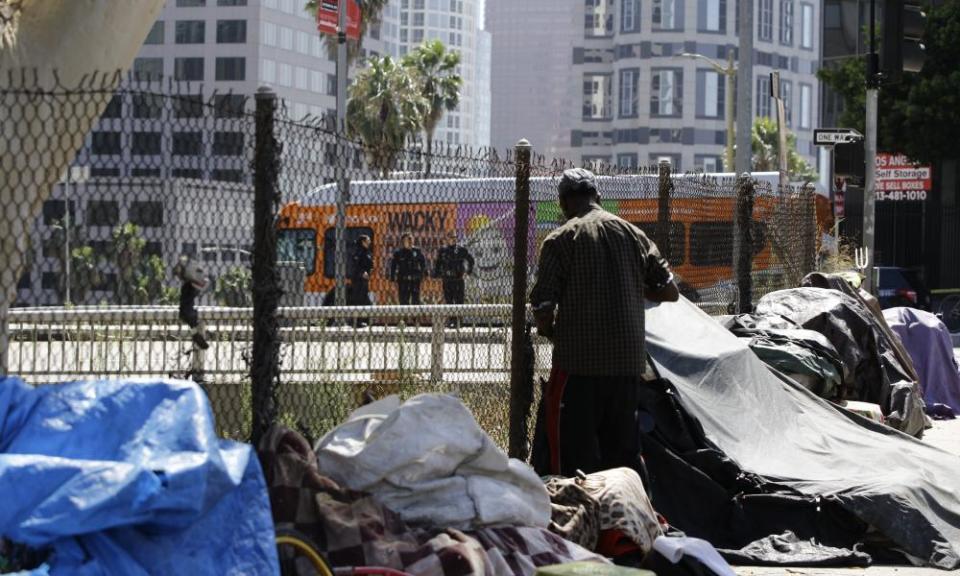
[656,160,673,262]
[509,139,532,460]
[251,87,281,445]
[0,301,8,377]
[735,174,755,313]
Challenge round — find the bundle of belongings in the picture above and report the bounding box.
[883,306,960,418]
[722,272,927,436]
[0,377,279,575]
[259,394,608,576]
[641,297,960,569]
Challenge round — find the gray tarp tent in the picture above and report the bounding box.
[646,298,960,569]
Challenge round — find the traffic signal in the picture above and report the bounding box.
[881,0,927,78]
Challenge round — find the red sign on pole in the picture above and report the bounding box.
[875,153,933,201]
[316,0,361,41]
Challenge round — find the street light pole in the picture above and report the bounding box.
[334,0,349,306]
[862,0,879,294]
[681,52,736,171]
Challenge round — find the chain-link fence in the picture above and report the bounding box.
[1,73,817,453]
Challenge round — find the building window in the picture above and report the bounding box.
[653,0,680,30]
[172,168,203,179]
[261,58,276,83]
[173,132,203,156]
[800,3,814,48]
[145,21,164,44]
[621,0,640,32]
[91,132,122,155]
[263,21,277,46]
[218,0,247,5]
[132,58,163,81]
[174,57,205,81]
[216,57,246,81]
[101,95,123,119]
[698,0,725,32]
[90,167,120,178]
[617,153,639,168]
[86,201,120,227]
[175,95,204,118]
[214,94,246,118]
[133,93,164,118]
[213,132,245,156]
[175,20,206,44]
[278,63,292,87]
[177,0,206,5]
[781,79,793,127]
[758,0,773,41]
[327,73,337,96]
[799,83,812,129]
[42,200,75,225]
[780,0,794,45]
[651,69,683,117]
[582,73,613,120]
[217,20,247,43]
[695,155,723,172]
[132,168,162,177]
[130,201,164,228]
[212,169,244,183]
[132,131,162,156]
[585,0,614,37]
[618,68,639,118]
[756,75,771,117]
[649,153,681,170]
[696,69,724,118]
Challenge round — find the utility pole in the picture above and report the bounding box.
[863,0,879,293]
[681,52,736,171]
[334,0,349,305]
[735,0,754,175]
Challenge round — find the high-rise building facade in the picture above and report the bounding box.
[488,0,822,171]
[394,0,491,148]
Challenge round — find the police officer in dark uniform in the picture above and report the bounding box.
[389,233,427,305]
[349,235,373,306]
[433,230,475,305]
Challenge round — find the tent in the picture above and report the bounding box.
[884,307,960,416]
[645,299,960,569]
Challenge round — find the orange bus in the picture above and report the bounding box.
[276,172,786,305]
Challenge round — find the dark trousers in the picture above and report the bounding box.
[398,279,421,305]
[442,279,465,305]
[348,279,372,306]
[543,368,641,477]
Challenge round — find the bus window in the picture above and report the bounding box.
[322,226,375,279]
[631,222,686,265]
[278,228,317,274]
[689,222,733,267]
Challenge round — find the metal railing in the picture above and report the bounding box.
[7,304,530,384]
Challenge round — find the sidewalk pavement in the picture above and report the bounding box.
[734,418,960,576]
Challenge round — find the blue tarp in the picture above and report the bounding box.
[0,377,279,575]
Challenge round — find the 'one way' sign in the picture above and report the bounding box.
[814,128,864,146]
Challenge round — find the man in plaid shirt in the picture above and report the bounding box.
[530,168,678,477]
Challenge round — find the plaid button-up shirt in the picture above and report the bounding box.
[530,206,673,376]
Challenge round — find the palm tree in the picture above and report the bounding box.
[751,117,818,182]
[347,55,427,177]
[304,0,390,63]
[402,40,462,177]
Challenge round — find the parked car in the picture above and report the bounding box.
[876,266,931,311]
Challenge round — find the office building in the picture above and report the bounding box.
[488,0,822,171]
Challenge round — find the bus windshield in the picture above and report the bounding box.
[277,228,317,274]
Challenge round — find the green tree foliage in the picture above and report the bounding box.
[304,0,390,63]
[817,1,960,163]
[402,40,462,176]
[347,55,428,176]
[215,266,253,307]
[751,117,818,181]
[110,223,175,305]
[44,219,101,304]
